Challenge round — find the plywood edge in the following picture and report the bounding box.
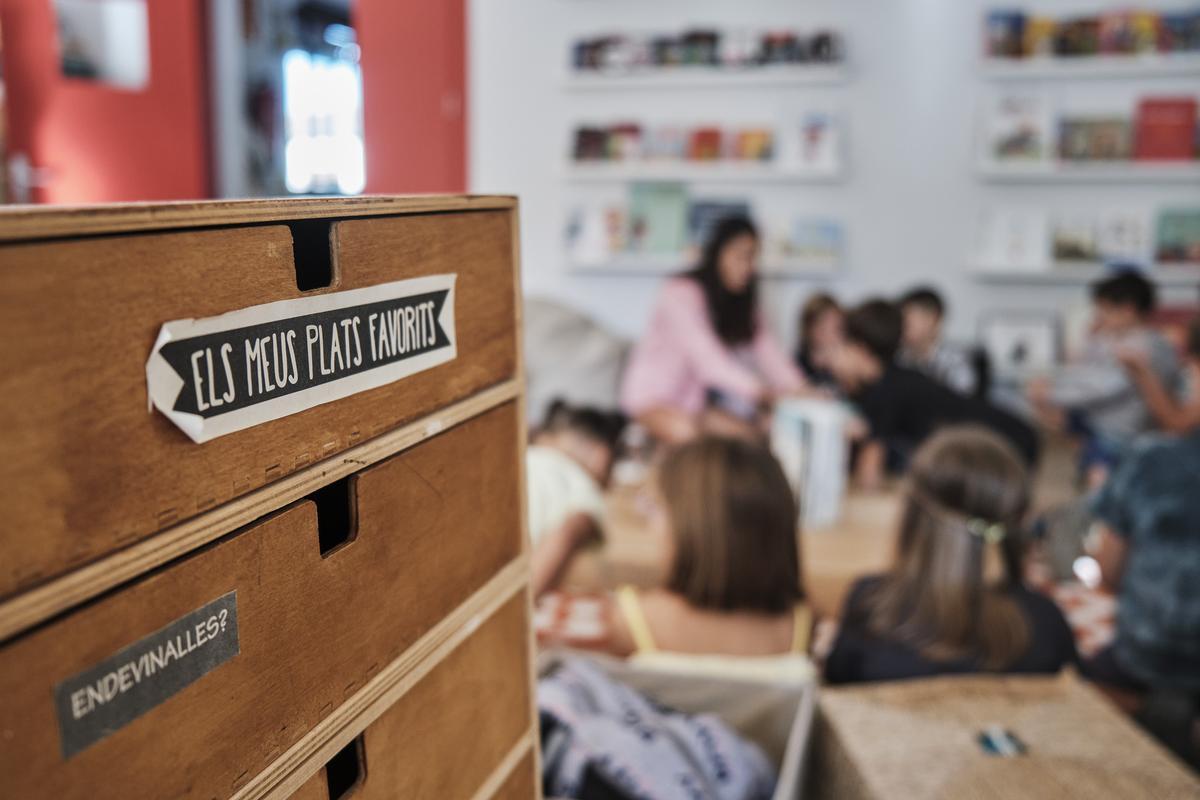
[231,560,530,800]
[0,379,521,642]
[469,734,537,800]
[0,195,518,242]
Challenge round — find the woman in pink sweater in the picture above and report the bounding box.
[620,216,808,442]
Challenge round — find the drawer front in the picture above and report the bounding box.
[0,404,523,799]
[288,594,533,800]
[0,208,516,599]
[491,754,538,800]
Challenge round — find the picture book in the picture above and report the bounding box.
[628,182,688,254]
[1133,97,1198,161]
[984,95,1050,162]
[1155,208,1200,264]
[1058,116,1132,161]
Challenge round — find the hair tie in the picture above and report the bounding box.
[966,518,1006,544]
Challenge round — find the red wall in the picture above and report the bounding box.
[356,0,467,194]
[0,0,210,203]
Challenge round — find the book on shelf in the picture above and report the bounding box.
[1058,115,1133,161]
[1155,208,1200,264]
[1051,214,1099,262]
[565,205,627,266]
[773,219,843,267]
[1096,210,1152,263]
[1133,97,1198,161]
[975,208,1050,271]
[628,182,688,255]
[687,199,752,248]
[570,28,845,74]
[984,95,1051,162]
[983,7,1197,61]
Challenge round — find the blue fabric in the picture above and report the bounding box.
[1091,432,1200,691]
[538,656,775,800]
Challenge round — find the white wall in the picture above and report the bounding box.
[469,0,1200,346]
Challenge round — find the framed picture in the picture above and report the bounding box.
[981,312,1059,377]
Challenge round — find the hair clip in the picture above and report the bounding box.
[967,518,1006,544]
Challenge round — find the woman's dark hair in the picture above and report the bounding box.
[1187,316,1199,360]
[660,436,803,614]
[540,399,626,451]
[687,215,760,346]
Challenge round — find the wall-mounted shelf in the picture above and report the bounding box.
[977,161,1200,184]
[565,162,843,184]
[981,53,1200,81]
[970,262,1200,286]
[564,64,851,91]
[569,253,840,277]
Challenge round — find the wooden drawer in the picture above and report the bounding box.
[0,201,517,601]
[287,593,533,800]
[0,404,523,799]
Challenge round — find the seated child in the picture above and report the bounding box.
[898,286,977,396]
[825,426,1077,684]
[546,437,810,658]
[1117,316,1200,435]
[527,400,625,597]
[794,292,844,389]
[1085,317,1200,697]
[830,299,1039,487]
[1028,270,1180,479]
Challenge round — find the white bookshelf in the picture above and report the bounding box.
[977,160,1200,184]
[981,53,1200,81]
[570,252,840,277]
[564,64,851,91]
[565,161,844,184]
[970,262,1200,286]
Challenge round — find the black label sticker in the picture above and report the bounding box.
[145,273,458,443]
[53,592,240,759]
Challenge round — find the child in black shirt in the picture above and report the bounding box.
[825,427,1076,684]
[829,298,1038,486]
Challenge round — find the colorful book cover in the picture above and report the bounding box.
[985,96,1050,162]
[1155,209,1200,264]
[687,199,751,247]
[628,182,688,254]
[1052,214,1099,262]
[985,11,1026,58]
[1133,98,1198,161]
[1058,116,1132,161]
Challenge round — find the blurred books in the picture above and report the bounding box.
[984,7,1200,61]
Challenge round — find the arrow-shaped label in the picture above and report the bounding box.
[146,273,457,443]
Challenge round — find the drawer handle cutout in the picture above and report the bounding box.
[324,733,366,799]
[289,218,338,291]
[310,475,359,557]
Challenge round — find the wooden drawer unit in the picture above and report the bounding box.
[0,404,524,799]
[286,594,534,800]
[0,197,517,604]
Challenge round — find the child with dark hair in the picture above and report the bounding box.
[794,292,844,388]
[606,436,810,657]
[1028,269,1180,479]
[825,427,1076,684]
[1085,318,1200,766]
[527,399,625,597]
[898,286,976,395]
[829,299,1039,487]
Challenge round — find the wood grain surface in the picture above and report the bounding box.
[0,404,523,799]
[0,205,516,600]
[284,598,533,800]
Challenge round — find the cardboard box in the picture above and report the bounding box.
[0,404,525,798]
[285,594,534,800]
[540,651,817,800]
[0,197,518,603]
[809,672,1200,799]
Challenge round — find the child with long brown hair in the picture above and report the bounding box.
[548,436,810,658]
[825,426,1076,683]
